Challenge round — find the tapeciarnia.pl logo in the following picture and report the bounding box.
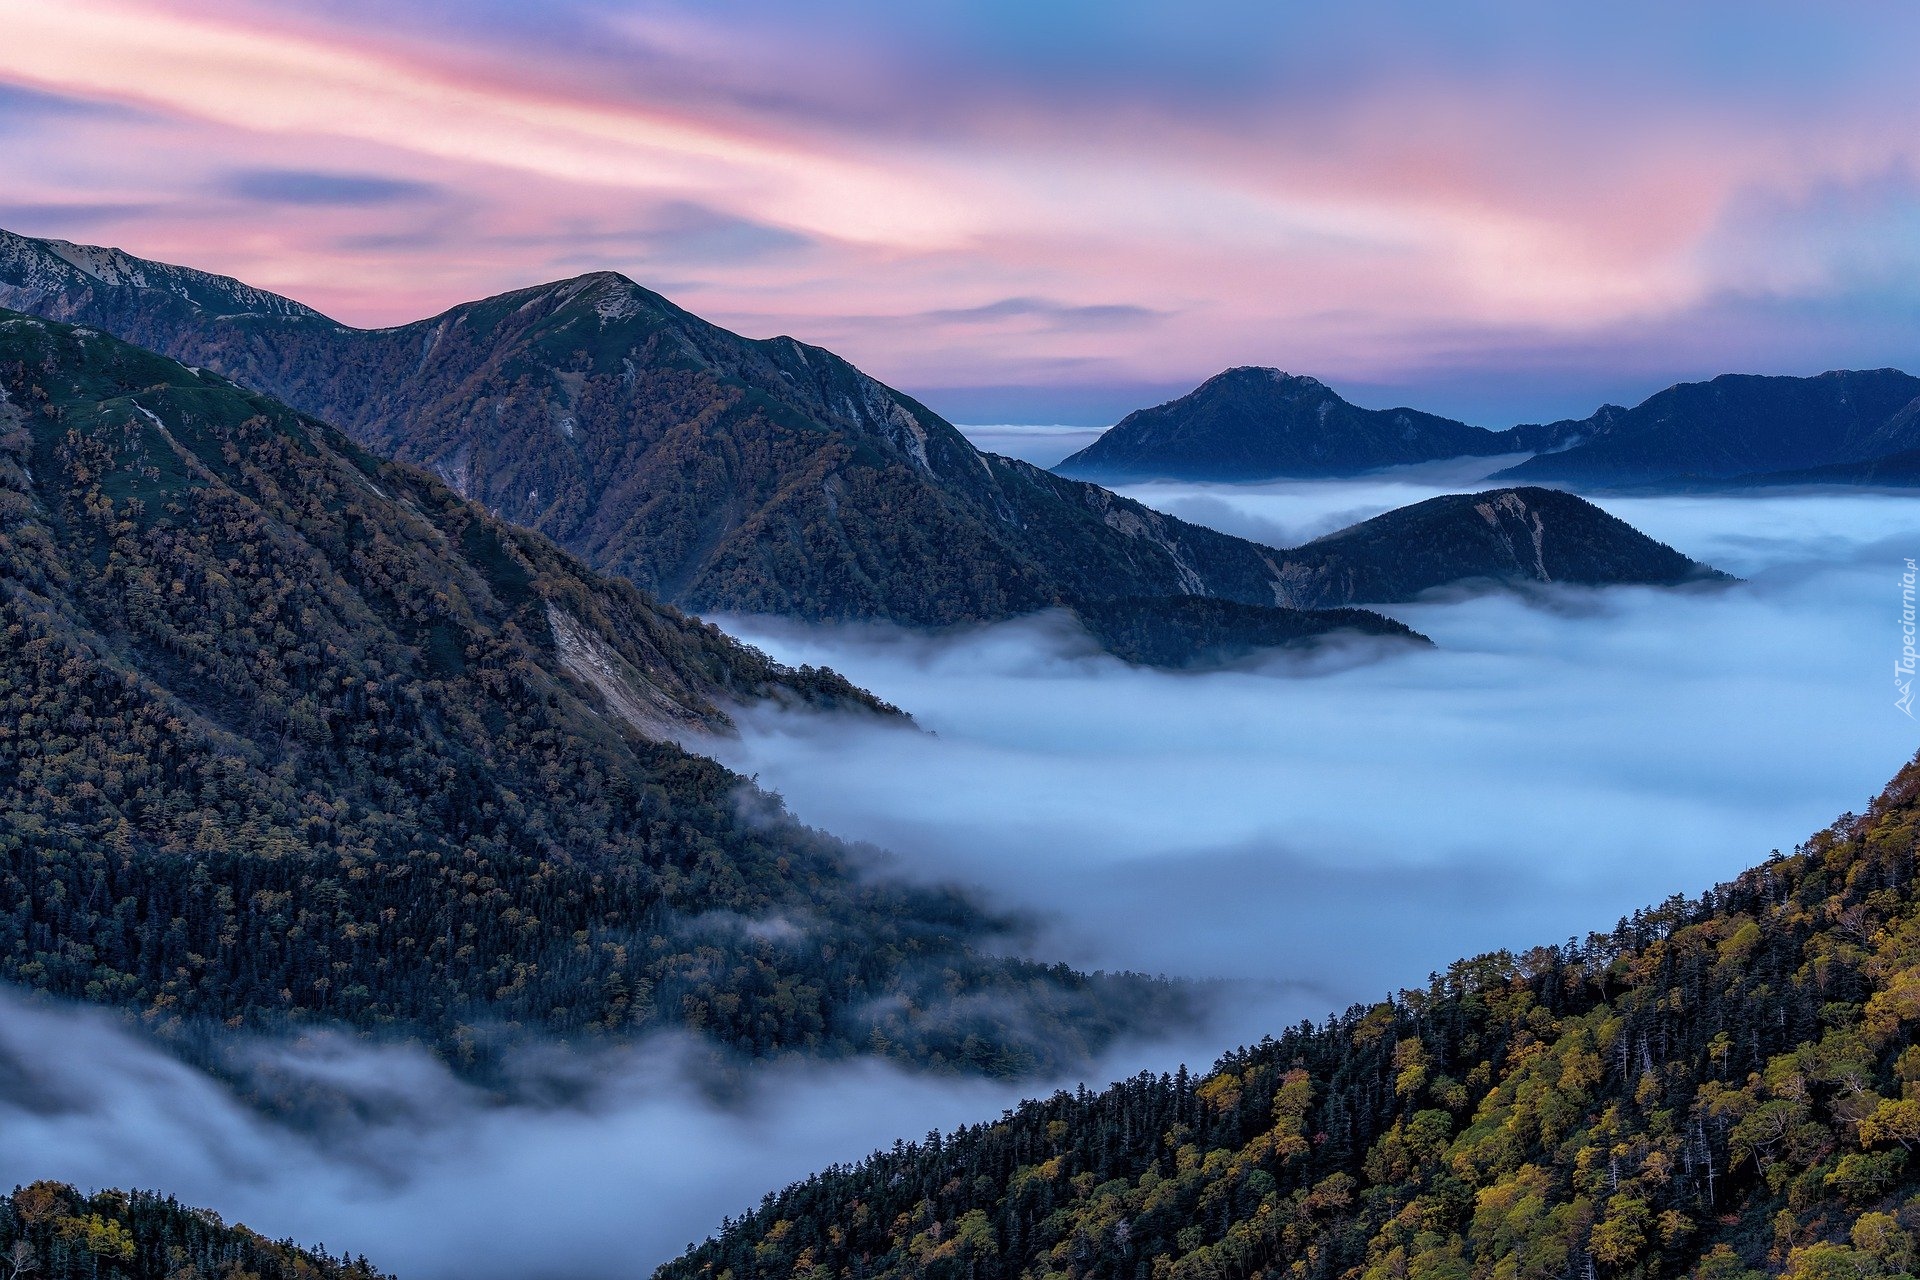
[1901,558,1917,718]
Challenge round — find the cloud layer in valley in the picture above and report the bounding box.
[2,482,1913,1280]
[0,993,1193,1280]
[712,483,1920,1015]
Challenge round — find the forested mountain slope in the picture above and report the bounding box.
[1066,597,1428,669]
[664,754,1920,1280]
[0,230,1312,625]
[0,310,1175,1074]
[0,1181,385,1280]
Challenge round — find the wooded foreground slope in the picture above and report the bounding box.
[664,754,1920,1280]
[0,1181,386,1280]
[0,310,1172,1074]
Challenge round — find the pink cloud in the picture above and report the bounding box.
[1,0,1916,415]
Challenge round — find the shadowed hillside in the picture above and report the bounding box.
[0,232,1313,625]
[0,309,1180,1076]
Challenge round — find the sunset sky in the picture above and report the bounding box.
[2,0,1916,424]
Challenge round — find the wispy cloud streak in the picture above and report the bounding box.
[1,1,1917,415]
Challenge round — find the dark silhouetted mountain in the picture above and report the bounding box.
[1068,596,1429,668]
[1270,487,1729,609]
[0,310,1181,1075]
[1495,369,1920,487]
[664,753,1920,1280]
[0,231,1321,626]
[1055,367,1580,481]
[1713,444,1920,490]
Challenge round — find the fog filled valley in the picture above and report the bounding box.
[10,6,1920,1274]
[4,445,1913,1280]
[717,470,1920,1018]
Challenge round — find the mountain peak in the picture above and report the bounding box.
[508,269,660,319]
[1272,485,1728,607]
[0,230,1335,623]
[1209,365,1329,392]
[0,226,325,321]
[1059,366,1501,480]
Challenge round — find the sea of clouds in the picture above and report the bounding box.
[713,479,1920,1015]
[2,461,1915,1280]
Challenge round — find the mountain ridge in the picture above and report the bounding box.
[1272,486,1730,609]
[1059,364,1920,489]
[1494,368,1920,487]
[1056,366,1583,481]
[0,229,1733,628]
[0,231,1314,626]
[0,307,1176,1076]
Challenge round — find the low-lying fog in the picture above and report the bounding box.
[717,479,1920,1022]
[3,461,1914,1280]
[958,423,1108,469]
[0,995,1200,1280]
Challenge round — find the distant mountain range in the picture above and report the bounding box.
[1496,369,1920,487]
[1057,367,1579,480]
[0,308,1179,1075]
[0,230,1728,632]
[1060,364,1920,489]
